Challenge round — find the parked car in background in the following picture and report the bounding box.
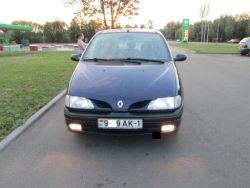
[238,37,250,56]
[64,29,187,136]
[228,39,239,44]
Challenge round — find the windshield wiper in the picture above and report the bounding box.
[125,58,165,64]
[83,58,165,64]
[108,58,142,64]
[83,58,110,61]
[84,58,141,64]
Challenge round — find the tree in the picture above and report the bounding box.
[44,19,69,43]
[188,22,198,41]
[10,20,44,43]
[114,23,122,28]
[234,13,250,40]
[64,0,140,29]
[124,24,133,28]
[133,24,138,28]
[140,24,146,29]
[215,15,232,42]
[82,19,103,42]
[0,31,4,43]
[68,17,81,42]
[160,12,250,43]
[246,20,250,36]
[175,27,182,40]
[161,21,181,40]
[68,17,103,42]
[159,28,167,39]
[224,15,237,40]
[147,20,154,29]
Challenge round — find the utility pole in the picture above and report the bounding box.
[216,21,220,45]
[42,25,45,43]
[207,21,209,43]
[201,21,203,44]
[204,20,206,44]
[43,31,45,43]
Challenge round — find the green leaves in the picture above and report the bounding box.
[64,0,140,29]
[44,20,70,43]
[161,21,182,40]
[9,20,44,43]
[161,12,250,42]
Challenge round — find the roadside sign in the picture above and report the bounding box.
[182,19,189,44]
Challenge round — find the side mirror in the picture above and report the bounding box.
[174,54,187,61]
[71,54,81,61]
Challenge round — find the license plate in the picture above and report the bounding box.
[98,119,143,129]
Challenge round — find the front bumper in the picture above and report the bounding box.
[64,105,183,135]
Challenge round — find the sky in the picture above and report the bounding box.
[1,0,250,29]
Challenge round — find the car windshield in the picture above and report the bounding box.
[240,38,248,42]
[82,32,170,62]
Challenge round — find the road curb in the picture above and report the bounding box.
[0,89,67,154]
[169,45,196,53]
[169,45,239,55]
[195,52,238,54]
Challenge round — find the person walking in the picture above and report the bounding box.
[75,33,86,56]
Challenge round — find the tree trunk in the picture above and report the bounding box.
[110,2,114,29]
[100,0,108,29]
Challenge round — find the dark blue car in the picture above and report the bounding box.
[64,29,187,136]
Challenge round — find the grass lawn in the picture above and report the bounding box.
[168,42,238,53]
[0,51,77,141]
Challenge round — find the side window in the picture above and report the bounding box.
[247,39,250,47]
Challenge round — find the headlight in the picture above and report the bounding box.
[147,95,181,110]
[65,95,94,109]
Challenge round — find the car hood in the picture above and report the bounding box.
[68,62,177,111]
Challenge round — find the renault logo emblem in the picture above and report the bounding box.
[117,100,123,108]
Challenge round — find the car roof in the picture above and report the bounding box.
[240,37,250,42]
[99,28,161,34]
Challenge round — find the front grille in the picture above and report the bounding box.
[92,100,111,108]
[129,100,150,109]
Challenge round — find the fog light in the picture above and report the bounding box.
[69,124,82,131]
[161,125,176,133]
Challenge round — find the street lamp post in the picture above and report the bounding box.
[43,30,45,43]
[207,21,209,44]
[42,25,45,44]
[201,21,204,44]
[216,21,220,45]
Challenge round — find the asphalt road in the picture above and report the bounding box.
[0,47,250,188]
[168,41,239,46]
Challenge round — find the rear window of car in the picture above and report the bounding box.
[82,32,170,61]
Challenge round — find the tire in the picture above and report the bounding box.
[241,53,245,56]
